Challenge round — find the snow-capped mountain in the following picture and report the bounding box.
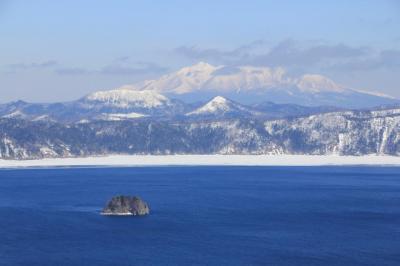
[138,62,288,93]
[186,96,260,119]
[131,62,399,108]
[80,88,186,116]
[83,88,172,109]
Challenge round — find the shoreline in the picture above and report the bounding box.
[0,155,400,168]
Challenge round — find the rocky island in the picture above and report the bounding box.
[101,195,150,216]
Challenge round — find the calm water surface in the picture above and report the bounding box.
[0,166,399,266]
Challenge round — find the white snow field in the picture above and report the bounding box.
[0,155,399,168]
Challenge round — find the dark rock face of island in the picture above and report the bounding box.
[101,195,150,216]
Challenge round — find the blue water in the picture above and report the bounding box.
[0,166,399,266]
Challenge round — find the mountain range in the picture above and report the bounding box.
[132,62,399,108]
[0,90,343,123]
[0,62,399,159]
[1,62,399,122]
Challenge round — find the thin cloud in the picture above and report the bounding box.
[54,62,167,76]
[114,56,131,63]
[252,40,370,67]
[174,40,399,72]
[100,61,167,75]
[7,60,58,70]
[327,49,400,71]
[174,40,264,65]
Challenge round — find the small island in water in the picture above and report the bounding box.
[101,195,150,216]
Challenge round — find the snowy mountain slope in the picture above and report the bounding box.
[264,108,400,155]
[2,110,27,119]
[186,96,262,119]
[130,62,398,108]
[136,63,288,94]
[297,74,345,93]
[0,107,398,159]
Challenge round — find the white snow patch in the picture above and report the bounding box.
[32,115,53,122]
[2,111,26,118]
[99,112,147,121]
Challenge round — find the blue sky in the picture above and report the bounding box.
[1,0,399,102]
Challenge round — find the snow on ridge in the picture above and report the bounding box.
[2,110,26,118]
[139,62,221,94]
[85,89,170,108]
[204,66,290,91]
[297,74,345,93]
[352,89,397,99]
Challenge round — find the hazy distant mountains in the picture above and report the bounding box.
[133,62,399,108]
[0,62,399,159]
[1,62,399,123]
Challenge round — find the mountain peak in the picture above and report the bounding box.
[187,96,232,116]
[139,62,219,94]
[201,96,231,110]
[210,96,229,104]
